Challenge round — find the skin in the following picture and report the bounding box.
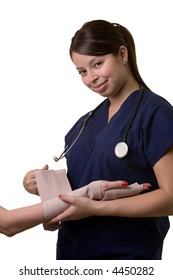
[23,46,173,230]
[0,203,45,237]
[74,46,139,121]
[56,145,173,221]
[2,171,138,236]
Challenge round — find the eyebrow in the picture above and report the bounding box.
[76,56,100,70]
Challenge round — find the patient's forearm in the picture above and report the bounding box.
[0,203,44,237]
[42,181,143,221]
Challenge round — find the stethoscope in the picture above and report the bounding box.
[53,86,143,162]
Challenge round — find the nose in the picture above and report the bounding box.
[87,69,99,84]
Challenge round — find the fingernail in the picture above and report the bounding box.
[121,181,128,186]
[58,194,62,199]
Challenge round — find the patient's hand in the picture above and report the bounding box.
[23,164,49,195]
[100,181,152,200]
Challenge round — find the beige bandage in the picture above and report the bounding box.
[35,169,72,221]
[35,169,72,202]
[72,181,103,199]
[41,181,102,221]
[35,170,143,221]
[42,197,70,221]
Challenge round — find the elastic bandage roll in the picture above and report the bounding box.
[41,179,143,221]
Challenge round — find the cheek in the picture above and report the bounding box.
[99,65,115,78]
[81,76,90,87]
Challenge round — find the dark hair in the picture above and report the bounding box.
[70,20,148,89]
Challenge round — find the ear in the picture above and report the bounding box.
[119,46,128,63]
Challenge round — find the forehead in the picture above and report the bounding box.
[72,53,116,69]
[72,52,98,68]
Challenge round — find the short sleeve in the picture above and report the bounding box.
[143,95,173,166]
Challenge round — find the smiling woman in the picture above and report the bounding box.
[73,53,122,95]
[23,19,173,260]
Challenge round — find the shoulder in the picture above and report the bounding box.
[141,89,173,124]
[140,89,173,166]
[142,89,173,111]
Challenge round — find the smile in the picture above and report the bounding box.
[92,81,108,93]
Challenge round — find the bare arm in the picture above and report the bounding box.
[0,203,44,237]
[99,145,173,218]
[56,146,173,221]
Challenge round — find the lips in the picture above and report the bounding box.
[92,81,108,93]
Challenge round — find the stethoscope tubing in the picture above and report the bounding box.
[122,86,143,143]
[53,87,143,162]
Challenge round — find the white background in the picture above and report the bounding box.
[0,0,173,277]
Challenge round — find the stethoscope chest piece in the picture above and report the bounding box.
[114,142,128,158]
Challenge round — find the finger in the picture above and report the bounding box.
[43,221,61,231]
[55,207,72,222]
[142,183,152,191]
[27,164,49,173]
[41,164,49,171]
[58,194,75,204]
[46,215,61,224]
[101,180,128,192]
[31,188,39,195]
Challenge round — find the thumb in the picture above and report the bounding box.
[101,180,128,192]
[41,164,49,171]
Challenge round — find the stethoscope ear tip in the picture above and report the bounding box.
[53,156,58,162]
[114,142,128,158]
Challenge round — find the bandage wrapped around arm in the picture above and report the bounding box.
[42,181,143,221]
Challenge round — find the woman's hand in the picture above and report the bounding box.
[42,180,152,230]
[55,181,152,222]
[52,195,99,222]
[23,164,49,195]
[42,196,96,232]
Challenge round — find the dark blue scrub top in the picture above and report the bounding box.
[56,89,173,260]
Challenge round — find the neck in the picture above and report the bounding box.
[108,81,140,122]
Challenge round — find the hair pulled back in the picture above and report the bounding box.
[70,20,148,88]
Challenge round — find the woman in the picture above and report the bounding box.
[24,20,173,260]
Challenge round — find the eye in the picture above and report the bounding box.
[78,69,87,76]
[94,61,103,68]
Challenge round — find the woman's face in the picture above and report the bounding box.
[72,51,128,99]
